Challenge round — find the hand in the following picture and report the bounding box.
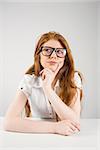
[55,120,80,136]
[40,68,54,89]
[39,64,60,89]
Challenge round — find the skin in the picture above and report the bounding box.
[4,39,81,136]
[40,39,81,130]
[40,39,65,87]
[40,39,65,73]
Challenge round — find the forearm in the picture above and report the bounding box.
[45,89,80,123]
[3,117,56,133]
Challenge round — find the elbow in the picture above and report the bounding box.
[3,116,21,132]
[3,117,13,131]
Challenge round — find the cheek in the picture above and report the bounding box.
[40,55,47,68]
[58,59,65,68]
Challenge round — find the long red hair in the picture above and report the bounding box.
[25,31,83,118]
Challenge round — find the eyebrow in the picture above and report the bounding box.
[42,46,65,49]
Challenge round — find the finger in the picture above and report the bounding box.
[40,69,49,77]
[75,123,80,131]
[67,121,78,131]
[71,122,80,131]
[40,71,46,80]
[69,128,75,133]
[69,124,77,131]
[68,120,80,130]
[66,129,74,136]
[73,128,79,134]
[39,70,44,75]
[40,68,52,75]
[45,68,53,74]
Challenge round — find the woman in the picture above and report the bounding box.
[4,31,83,136]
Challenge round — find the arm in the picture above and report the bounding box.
[4,90,79,135]
[4,117,56,134]
[40,68,81,126]
[44,87,81,124]
[3,90,55,133]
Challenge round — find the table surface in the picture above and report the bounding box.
[0,117,100,150]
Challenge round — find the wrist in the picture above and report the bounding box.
[48,122,57,134]
[54,122,58,134]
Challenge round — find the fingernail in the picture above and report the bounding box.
[78,127,80,131]
[39,71,42,75]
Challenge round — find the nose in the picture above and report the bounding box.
[50,50,57,58]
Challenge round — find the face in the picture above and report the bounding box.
[40,39,66,72]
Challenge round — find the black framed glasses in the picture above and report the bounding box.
[40,46,66,58]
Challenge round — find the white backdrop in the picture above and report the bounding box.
[0,0,100,118]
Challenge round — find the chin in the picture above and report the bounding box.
[48,66,58,72]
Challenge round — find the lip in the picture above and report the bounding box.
[48,61,57,64]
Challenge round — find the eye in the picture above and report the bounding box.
[43,47,52,53]
[57,49,64,54]
[56,48,66,57]
[45,48,51,53]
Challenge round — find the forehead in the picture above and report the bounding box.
[43,39,63,48]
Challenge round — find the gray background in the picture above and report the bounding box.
[0,0,100,118]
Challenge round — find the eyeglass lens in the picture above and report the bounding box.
[41,47,66,58]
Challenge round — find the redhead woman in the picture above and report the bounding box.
[4,31,83,136]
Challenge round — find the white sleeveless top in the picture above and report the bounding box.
[18,72,82,119]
